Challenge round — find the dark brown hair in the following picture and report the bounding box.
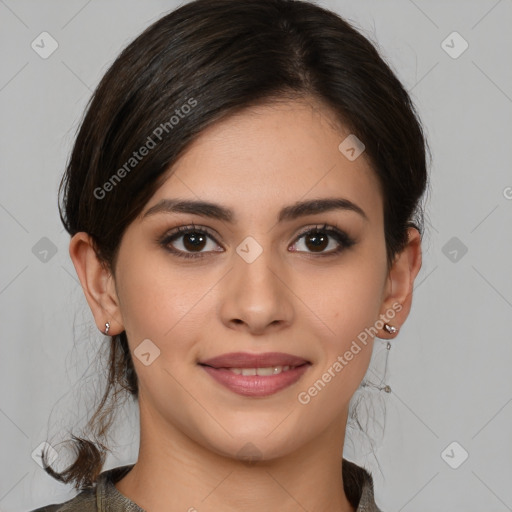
[43,0,429,491]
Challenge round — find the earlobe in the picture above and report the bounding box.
[379,227,422,338]
[69,232,124,336]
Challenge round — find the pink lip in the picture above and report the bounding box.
[199,351,310,369]
[200,364,311,397]
[198,352,311,397]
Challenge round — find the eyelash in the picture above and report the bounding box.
[158,223,356,260]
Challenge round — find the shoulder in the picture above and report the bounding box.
[28,488,97,512]
[27,464,136,512]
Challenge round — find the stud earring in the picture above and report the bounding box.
[383,323,398,335]
[103,322,110,335]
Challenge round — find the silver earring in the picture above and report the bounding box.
[361,341,393,394]
[383,323,398,334]
[103,322,110,335]
[380,341,392,392]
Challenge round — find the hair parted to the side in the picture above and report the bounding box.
[43,0,429,490]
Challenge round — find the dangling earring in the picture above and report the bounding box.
[360,340,393,393]
[383,323,398,334]
[103,322,110,335]
[379,323,398,392]
[379,341,392,393]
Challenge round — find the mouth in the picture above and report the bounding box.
[198,351,310,369]
[202,364,307,376]
[197,352,312,397]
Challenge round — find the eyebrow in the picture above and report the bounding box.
[142,197,368,223]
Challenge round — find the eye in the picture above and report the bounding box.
[158,224,223,259]
[158,223,355,260]
[290,224,355,256]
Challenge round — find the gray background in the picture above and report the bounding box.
[1,0,511,510]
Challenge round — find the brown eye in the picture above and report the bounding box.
[181,232,208,252]
[303,232,330,252]
[291,225,355,256]
[159,225,223,259]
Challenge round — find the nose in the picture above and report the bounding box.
[218,246,294,335]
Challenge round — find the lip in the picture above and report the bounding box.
[200,364,311,397]
[199,351,310,369]
[198,351,311,398]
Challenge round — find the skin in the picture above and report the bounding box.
[70,98,422,512]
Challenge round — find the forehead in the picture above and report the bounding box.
[145,99,383,225]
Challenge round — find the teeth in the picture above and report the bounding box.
[229,365,291,376]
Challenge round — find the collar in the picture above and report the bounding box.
[95,460,382,512]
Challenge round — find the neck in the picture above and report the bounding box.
[115,397,356,512]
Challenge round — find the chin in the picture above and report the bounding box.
[196,423,307,464]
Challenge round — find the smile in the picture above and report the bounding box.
[228,365,294,375]
[199,362,311,397]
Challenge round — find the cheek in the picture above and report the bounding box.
[116,248,205,345]
[294,247,387,395]
[115,259,207,412]
[332,270,386,346]
[291,278,384,440]
[296,248,387,350]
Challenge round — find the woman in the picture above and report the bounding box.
[32,0,427,510]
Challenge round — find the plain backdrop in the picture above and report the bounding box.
[1,1,511,511]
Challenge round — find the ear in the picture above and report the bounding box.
[69,232,124,336]
[378,226,422,339]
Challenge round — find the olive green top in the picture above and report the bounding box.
[30,459,383,511]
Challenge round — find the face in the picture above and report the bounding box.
[110,98,394,460]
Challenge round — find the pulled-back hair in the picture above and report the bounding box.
[43,0,429,490]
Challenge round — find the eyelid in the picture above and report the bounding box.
[158,222,355,258]
[291,223,356,254]
[159,223,223,248]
